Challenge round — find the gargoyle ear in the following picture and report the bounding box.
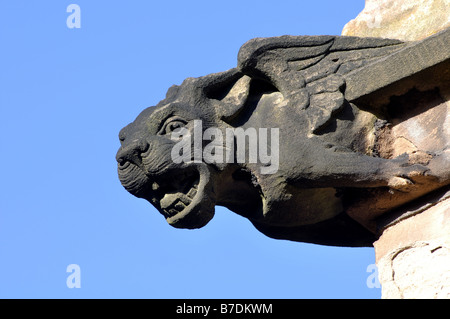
[214,75,251,121]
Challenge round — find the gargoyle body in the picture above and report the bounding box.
[117,35,449,246]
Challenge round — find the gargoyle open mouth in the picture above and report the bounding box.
[155,168,200,218]
[148,163,216,229]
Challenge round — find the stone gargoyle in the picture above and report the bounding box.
[116,34,450,246]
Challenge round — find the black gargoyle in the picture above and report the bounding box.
[116,35,449,246]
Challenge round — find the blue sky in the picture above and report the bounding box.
[0,1,382,298]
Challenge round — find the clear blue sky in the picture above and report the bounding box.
[0,1,382,298]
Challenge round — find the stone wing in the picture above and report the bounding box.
[237,35,405,133]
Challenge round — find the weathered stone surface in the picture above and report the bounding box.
[116,31,450,247]
[341,1,450,299]
[345,28,450,103]
[378,240,450,298]
[374,191,450,298]
[342,0,450,41]
[339,29,450,232]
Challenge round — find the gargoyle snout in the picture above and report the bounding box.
[116,139,149,167]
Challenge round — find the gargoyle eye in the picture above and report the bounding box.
[159,118,187,135]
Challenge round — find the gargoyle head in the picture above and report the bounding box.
[116,69,263,229]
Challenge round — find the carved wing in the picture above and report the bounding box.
[237,35,405,133]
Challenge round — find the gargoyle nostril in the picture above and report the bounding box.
[115,150,127,165]
[116,140,150,167]
[116,146,131,164]
[117,156,126,165]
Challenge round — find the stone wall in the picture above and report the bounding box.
[343,0,450,299]
[342,0,450,41]
[375,191,450,298]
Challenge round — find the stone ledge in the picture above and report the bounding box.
[374,192,450,298]
[344,27,450,103]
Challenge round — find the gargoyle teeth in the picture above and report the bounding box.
[179,194,192,205]
[187,187,197,199]
[160,179,199,217]
[161,195,190,217]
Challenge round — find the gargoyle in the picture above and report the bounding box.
[116,34,449,246]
